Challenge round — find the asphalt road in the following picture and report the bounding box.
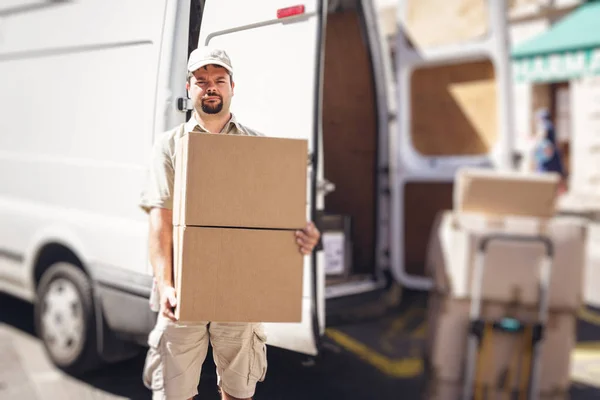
[2,291,600,400]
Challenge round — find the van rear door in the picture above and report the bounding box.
[390,0,515,290]
[198,0,327,356]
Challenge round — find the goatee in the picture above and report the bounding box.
[201,99,223,114]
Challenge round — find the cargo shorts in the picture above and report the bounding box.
[142,315,268,400]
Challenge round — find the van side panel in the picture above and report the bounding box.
[0,1,168,330]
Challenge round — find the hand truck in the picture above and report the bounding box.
[462,234,554,400]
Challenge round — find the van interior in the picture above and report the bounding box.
[403,59,497,276]
[321,1,475,284]
[320,2,498,283]
[188,0,496,287]
[321,1,379,283]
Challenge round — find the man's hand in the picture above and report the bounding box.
[160,284,178,322]
[295,221,321,255]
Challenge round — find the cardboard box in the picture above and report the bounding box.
[172,133,308,323]
[317,213,353,277]
[425,294,575,394]
[173,226,303,323]
[427,211,587,311]
[454,168,561,219]
[173,133,308,229]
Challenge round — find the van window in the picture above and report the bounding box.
[410,59,498,156]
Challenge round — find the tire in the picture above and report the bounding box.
[34,262,101,375]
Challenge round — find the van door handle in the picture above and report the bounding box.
[177,97,193,112]
[317,179,335,196]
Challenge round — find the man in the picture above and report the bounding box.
[139,47,321,400]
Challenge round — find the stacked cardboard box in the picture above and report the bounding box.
[172,133,308,323]
[318,213,353,280]
[424,168,588,399]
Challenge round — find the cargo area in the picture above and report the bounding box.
[321,3,496,283]
[321,4,379,281]
[403,58,499,276]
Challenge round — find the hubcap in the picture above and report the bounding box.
[41,278,85,365]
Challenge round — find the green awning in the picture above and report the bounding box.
[512,0,600,83]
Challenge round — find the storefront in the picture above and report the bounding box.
[511,0,600,197]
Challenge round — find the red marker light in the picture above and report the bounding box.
[277,5,305,19]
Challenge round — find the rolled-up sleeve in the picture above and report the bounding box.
[139,134,175,213]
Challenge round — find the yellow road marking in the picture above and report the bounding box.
[386,308,422,336]
[325,328,423,378]
[575,342,600,351]
[380,307,424,352]
[579,307,600,326]
[324,306,600,380]
[412,320,427,339]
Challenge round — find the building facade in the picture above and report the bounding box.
[511,0,600,206]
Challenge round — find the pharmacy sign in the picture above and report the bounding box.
[513,48,600,83]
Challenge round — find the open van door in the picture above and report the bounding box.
[198,0,327,356]
[390,0,515,290]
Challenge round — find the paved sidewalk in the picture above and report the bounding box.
[0,325,135,400]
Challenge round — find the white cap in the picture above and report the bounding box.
[187,47,233,75]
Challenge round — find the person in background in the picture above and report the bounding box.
[533,108,567,194]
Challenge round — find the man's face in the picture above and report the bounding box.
[186,65,234,116]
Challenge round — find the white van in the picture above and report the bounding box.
[0,0,514,373]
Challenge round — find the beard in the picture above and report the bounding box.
[201,95,224,114]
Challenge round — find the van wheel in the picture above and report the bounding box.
[34,262,101,375]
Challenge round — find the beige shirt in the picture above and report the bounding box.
[139,113,263,213]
